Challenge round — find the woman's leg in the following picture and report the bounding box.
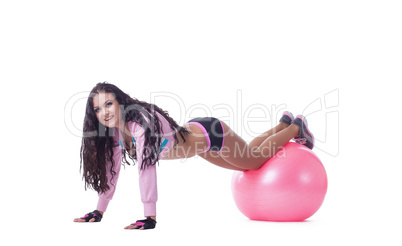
[198,121,291,171]
[161,123,249,171]
[249,122,290,150]
[198,151,248,171]
[162,121,299,171]
[217,121,299,170]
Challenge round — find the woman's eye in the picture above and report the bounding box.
[106,102,113,107]
[94,108,99,113]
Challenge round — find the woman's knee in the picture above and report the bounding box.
[198,151,248,171]
[242,154,267,170]
[247,159,266,170]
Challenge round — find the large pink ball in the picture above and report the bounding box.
[231,142,327,221]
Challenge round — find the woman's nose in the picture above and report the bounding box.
[100,108,108,118]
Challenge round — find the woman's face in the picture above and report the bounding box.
[92,92,123,128]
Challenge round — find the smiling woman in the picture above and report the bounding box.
[73,81,314,230]
[75,82,191,230]
[92,94,122,129]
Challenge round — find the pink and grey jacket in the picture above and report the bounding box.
[96,110,177,217]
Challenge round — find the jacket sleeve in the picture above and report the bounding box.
[134,124,158,217]
[96,145,122,212]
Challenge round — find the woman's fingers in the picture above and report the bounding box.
[73,217,96,222]
[124,224,141,230]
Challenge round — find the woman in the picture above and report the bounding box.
[73,82,314,230]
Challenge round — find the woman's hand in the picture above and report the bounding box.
[124,216,157,230]
[73,217,96,222]
[73,210,104,222]
[124,223,144,230]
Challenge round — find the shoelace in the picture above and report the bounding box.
[294,137,307,144]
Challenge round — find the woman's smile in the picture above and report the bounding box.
[105,115,114,121]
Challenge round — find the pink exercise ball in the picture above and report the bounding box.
[231,142,327,222]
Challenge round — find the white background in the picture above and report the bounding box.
[1,0,401,245]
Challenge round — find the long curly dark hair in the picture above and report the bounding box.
[80,82,190,194]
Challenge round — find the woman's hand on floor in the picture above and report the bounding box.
[73,210,104,222]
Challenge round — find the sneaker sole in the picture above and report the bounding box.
[297,115,315,147]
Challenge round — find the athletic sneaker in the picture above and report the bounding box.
[292,115,315,149]
[279,111,294,125]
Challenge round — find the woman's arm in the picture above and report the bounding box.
[134,124,158,218]
[74,145,121,223]
[97,145,123,212]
